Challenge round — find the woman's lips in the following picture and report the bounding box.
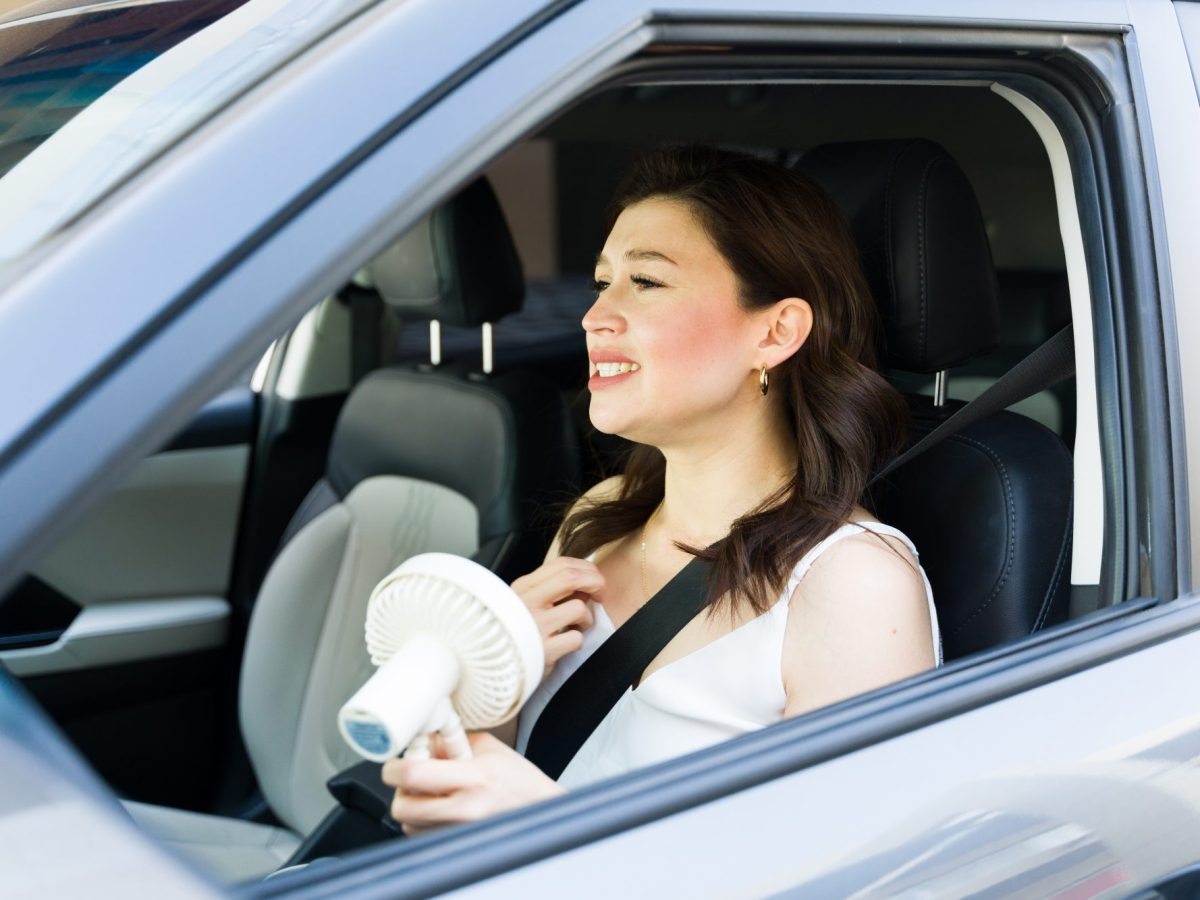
[588,367,638,391]
[588,359,640,392]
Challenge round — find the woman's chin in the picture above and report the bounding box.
[587,405,639,440]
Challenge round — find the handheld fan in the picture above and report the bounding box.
[337,552,544,762]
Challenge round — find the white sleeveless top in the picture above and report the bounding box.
[515,522,941,789]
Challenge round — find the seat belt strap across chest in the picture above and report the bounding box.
[523,555,713,780]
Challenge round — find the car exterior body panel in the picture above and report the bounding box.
[0,0,1196,896]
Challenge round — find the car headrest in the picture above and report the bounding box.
[368,177,524,327]
[794,140,999,373]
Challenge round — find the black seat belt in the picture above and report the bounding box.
[524,556,712,780]
[341,283,382,385]
[872,323,1075,484]
[524,324,1075,780]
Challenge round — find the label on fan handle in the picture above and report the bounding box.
[343,715,391,756]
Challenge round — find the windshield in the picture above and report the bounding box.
[0,0,375,265]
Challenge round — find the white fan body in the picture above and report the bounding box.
[338,553,543,762]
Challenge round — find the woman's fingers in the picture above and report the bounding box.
[385,732,566,835]
[391,789,483,829]
[544,629,585,664]
[512,558,604,611]
[383,757,482,796]
[540,597,594,635]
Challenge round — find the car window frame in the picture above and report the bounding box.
[0,0,1187,893]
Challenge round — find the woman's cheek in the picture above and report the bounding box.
[663,313,742,387]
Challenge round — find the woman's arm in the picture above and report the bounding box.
[781,532,936,719]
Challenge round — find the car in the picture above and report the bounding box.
[1,0,1199,896]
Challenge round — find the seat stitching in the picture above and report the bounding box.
[944,433,1017,636]
[1033,493,1073,631]
[915,154,941,368]
[884,150,902,329]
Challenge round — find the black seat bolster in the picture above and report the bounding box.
[326,366,581,582]
[875,401,1073,661]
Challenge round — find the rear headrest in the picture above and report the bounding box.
[795,140,999,373]
[368,177,524,327]
[327,367,579,546]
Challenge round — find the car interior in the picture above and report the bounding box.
[0,79,1089,883]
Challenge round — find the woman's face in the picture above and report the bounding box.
[584,197,768,446]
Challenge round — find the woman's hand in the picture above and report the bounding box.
[383,732,564,835]
[511,557,605,677]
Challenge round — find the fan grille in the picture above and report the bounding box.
[365,572,527,728]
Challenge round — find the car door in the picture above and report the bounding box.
[0,0,1195,897]
[240,0,1193,896]
[0,383,256,810]
[0,0,568,863]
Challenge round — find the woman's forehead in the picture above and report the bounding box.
[598,198,714,266]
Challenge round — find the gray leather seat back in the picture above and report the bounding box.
[133,178,577,881]
[237,176,578,835]
[239,476,478,833]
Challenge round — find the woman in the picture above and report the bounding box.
[383,146,941,832]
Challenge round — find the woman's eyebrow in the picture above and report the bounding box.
[626,248,678,265]
[593,249,679,266]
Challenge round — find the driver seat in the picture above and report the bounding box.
[796,139,1074,660]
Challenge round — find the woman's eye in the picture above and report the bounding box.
[631,275,664,290]
[592,278,610,294]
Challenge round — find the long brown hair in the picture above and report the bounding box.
[559,145,908,617]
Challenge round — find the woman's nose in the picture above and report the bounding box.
[582,287,624,335]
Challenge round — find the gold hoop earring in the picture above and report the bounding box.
[759,364,769,396]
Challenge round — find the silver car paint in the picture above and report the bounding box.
[442,610,1200,898]
[0,0,1196,896]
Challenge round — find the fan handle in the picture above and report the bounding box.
[337,634,462,761]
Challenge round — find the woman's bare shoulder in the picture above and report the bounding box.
[780,525,935,716]
[543,475,626,562]
[790,524,927,624]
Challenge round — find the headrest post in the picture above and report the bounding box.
[429,320,442,367]
[933,370,948,408]
[481,322,494,375]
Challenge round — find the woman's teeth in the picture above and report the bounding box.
[591,362,640,378]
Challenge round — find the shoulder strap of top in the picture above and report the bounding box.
[781,521,942,665]
[783,521,917,598]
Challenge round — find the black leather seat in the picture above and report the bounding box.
[797,140,1073,661]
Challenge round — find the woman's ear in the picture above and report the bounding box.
[757,297,813,366]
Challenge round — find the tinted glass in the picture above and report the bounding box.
[0,0,380,267]
[0,0,246,180]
